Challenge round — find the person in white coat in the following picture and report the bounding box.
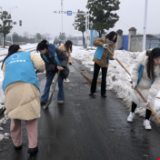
[127,48,160,130]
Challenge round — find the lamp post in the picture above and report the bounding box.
[61,0,63,35]
[143,0,148,51]
[0,7,2,47]
[10,6,18,44]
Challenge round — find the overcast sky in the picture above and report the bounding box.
[1,0,160,38]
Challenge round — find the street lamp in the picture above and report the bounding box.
[10,6,18,16]
[10,6,18,44]
[143,0,148,51]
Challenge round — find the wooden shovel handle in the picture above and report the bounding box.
[116,58,131,76]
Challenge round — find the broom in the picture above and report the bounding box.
[105,47,160,124]
[72,64,101,84]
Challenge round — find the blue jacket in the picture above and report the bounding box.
[2,52,39,91]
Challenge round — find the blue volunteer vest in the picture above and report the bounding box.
[2,52,39,91]
[137,64,156,85]
[94,43,113,64]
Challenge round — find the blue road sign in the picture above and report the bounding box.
[67,11,72,16]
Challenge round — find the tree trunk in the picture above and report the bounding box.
[82,32,85,47]
[3,35,6,48]
[98,31,102,38]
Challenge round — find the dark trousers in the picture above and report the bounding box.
[131,102,152,120]
[90,63,108,95]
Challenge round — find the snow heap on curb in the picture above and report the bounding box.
[72,46,160,124]
[0,110,10,141]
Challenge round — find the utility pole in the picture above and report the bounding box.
[10,6,18,44]
[143,0,148,51]
[61,0,63,37]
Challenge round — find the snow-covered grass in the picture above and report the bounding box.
[72,46,160,124]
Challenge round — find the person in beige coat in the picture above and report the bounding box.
[59,40,73,83]
[90,31,117,97]
[2,45,45,155]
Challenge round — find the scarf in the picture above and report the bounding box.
[106,38,114,46]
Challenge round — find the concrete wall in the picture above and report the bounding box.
[116,30,123,50]
[128,27,137,51]
[130,35,143,52]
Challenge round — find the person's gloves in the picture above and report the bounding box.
[103,44,109,48]
[131,82,137,89]
[69,63,72,65]
[145,99,151,106]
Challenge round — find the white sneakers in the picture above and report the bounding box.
[143,119,152,130]
[127,112,134,122]
[64,78,70,83]
[127,112,152,130]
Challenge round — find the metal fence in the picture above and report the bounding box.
[146,38,160,49]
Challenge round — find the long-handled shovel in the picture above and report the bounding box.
[105,47,160,124]
[72,64,101,84]
[43,70,60,109]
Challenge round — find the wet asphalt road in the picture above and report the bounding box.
[0,59,160,160]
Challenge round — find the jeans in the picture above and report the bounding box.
[90,63,108,95]
[40,70,64,103]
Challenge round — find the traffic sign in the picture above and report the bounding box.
[67,11,72,16]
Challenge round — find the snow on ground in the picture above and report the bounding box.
[72,46,160,124]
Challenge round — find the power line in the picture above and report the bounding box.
[118,20,130,28]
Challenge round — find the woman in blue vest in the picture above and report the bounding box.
[127,48,160,130]
[36,40,69,105]
[2,45,45,155]
[90,31,117,97]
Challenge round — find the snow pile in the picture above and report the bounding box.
[0,110,10,141]
[72,46,160,123]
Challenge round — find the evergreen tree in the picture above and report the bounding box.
[36,33,42,41]
[73,10,86,46]
[86,0,120,37]
[0,11,13,47]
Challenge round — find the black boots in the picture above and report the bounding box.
[89,92,94,96]
[14,144,22,150]
[101,94,107,98]
[28,146,38,155]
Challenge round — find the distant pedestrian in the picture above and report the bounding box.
[2,45,45,155]
[59,40,73,83]
[90,31,117,97]
[127,48,160,130]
